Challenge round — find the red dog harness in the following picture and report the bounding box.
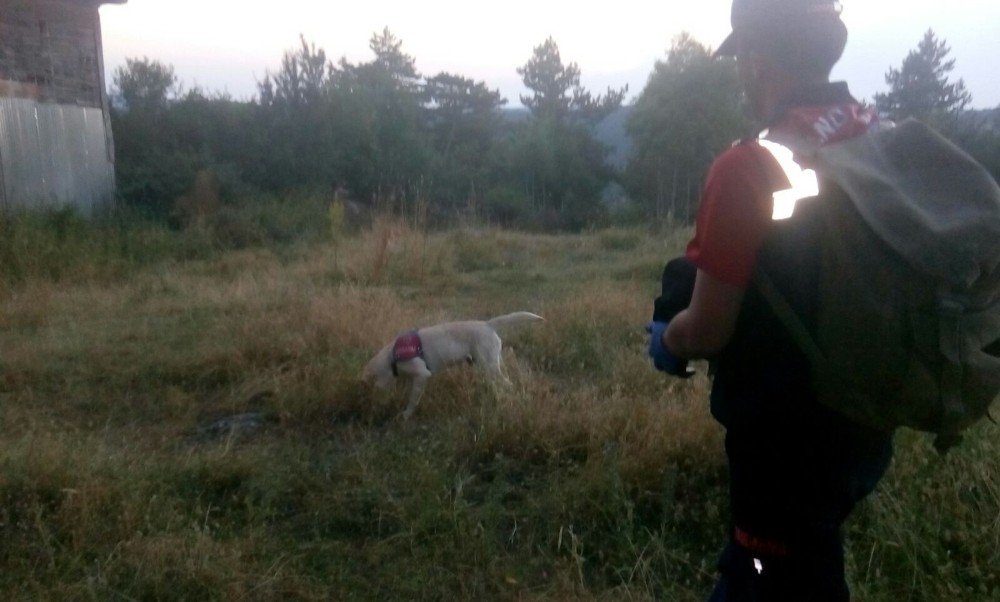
[391,331,424,377]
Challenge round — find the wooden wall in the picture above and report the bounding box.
[0,0,103,108]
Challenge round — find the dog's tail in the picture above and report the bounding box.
[487,312,545,331]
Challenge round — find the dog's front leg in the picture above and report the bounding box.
[401,374,429,420]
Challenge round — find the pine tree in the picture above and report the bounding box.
[517,37,626,124]
[509,37,628,227]
[368,27,421,90]
[257,35,332,108]
[874,29,972,123]
[424,72,507,209]
[517,37,580,121]
[626,33,747,222]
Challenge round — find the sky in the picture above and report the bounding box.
[99,0,1000,109]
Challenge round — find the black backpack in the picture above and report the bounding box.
[755,119,1000,451]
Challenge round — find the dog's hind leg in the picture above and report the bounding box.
[480,333,512,386]
[493,358,512,387]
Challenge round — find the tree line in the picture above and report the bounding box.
[110,28,1000,231]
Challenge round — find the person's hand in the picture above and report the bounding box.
[646,321,693,378]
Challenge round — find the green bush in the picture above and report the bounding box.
[598,228,643,252]
[482,186,533,227]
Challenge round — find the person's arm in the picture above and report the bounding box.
[663,268,745,359]
[656,142,784,363]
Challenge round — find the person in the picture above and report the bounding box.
[647,1,896,599]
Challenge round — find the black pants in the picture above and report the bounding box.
[708,422,893,601]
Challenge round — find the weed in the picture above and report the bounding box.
[0,220,995,600]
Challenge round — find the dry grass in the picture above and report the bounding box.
[0,217,997,600]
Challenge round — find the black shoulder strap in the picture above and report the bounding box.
[752,269,827,370]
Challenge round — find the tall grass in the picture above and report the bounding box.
[0,213,996,600]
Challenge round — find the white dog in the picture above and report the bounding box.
[362,312,544,419]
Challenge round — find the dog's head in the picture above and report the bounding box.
[360,347,395,391]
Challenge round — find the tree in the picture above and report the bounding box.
[517,37,626,124]
[258,35,334,109]
[253,29,432,204]
[949,107,1000,183]
[255,36,344,191]
[368,27,421,91]
[424,73,507,209]
[626,33,748,221]
[425,72,506,153]
[508,38,627,228]
[874,29,972,125]
[334,28,431,209]
[110,57,196,217]
[112,57,179,112]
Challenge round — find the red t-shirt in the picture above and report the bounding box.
[685,102,878,287]
[685,141,788,287]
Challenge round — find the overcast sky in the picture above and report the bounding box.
[99,0,1000,109]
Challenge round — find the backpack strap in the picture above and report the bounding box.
[752,269,827,370]
[935,297,969,452]
[756,269,978,452]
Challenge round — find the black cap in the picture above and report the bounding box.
[715,0,843,57]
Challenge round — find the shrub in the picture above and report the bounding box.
[482,186,533,227]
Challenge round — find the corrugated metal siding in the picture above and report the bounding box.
[0,97,114,215]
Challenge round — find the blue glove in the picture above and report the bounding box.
[647,321,693,378]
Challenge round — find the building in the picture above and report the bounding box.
[0,0,124,215]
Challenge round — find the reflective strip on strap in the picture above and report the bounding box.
[758,138,819,221]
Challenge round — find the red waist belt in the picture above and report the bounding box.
[734,526,790,557]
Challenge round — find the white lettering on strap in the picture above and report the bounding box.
[813,107,849,144]
[813,116,838,144]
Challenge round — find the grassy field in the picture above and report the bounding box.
[0,212,997,600]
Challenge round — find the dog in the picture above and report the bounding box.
[362,312,544,419]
